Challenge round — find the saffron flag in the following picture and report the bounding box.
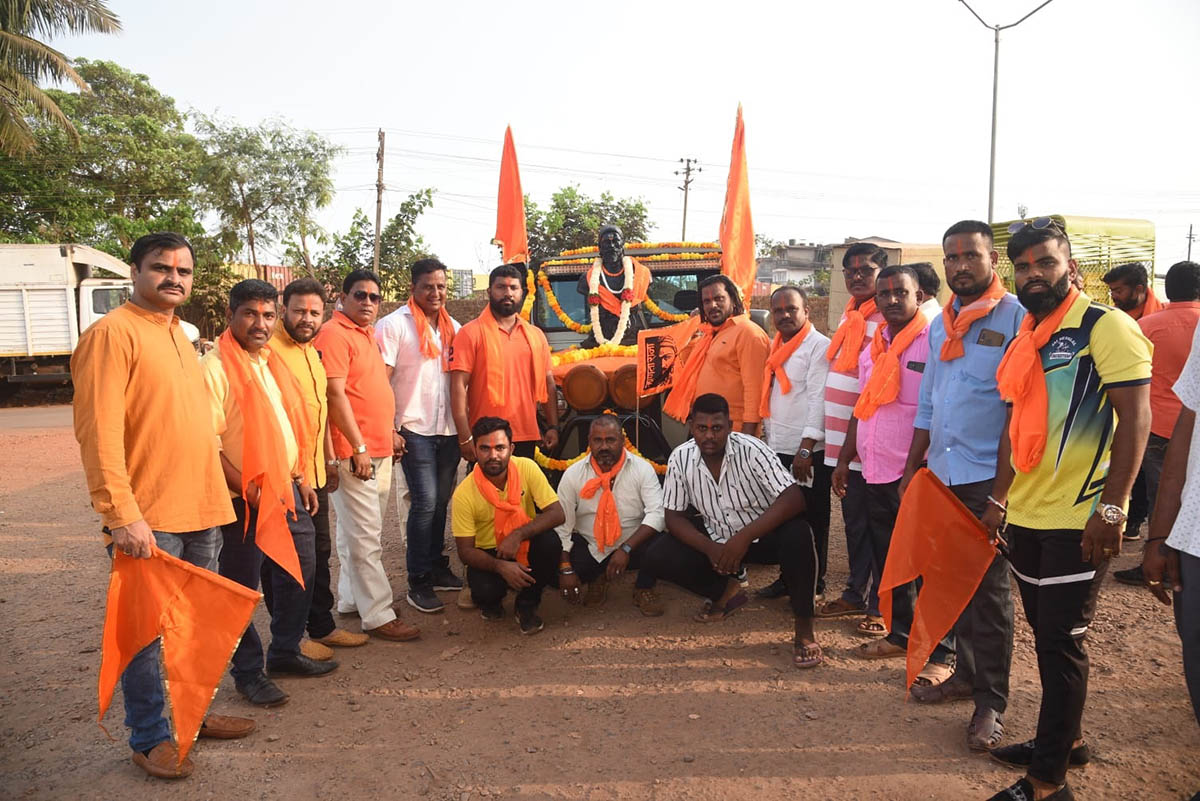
[99,547,260,764]
[493,126,529,265]
[636,316,701,398]
[719,105,755,304]
[878,469,997,694]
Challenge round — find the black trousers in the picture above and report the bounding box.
[947,480,1014,714]
[512,441,538,459]
[1007,524,1108,785]
[864,479,955,664]
[779,452,832,594]
[568,531,662,589]
[467,529,560,612]
[639,516,819,618]
[265,484,335,639]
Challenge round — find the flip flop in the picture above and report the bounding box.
[911,661,954,688]
[793,641,824,669]
[816,598,866,618]
[694,590,749,622]
[855,615,888,638]
[854,639,906,659]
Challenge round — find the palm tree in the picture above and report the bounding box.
[0,0,120,157]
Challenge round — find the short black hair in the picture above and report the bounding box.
[1165,261,1200,303]
[842,242,887,270]
[908,262,941,296]
[229,279,279,312]
[411,258,448,284]
[876,264,919,287]
[343,268,382,294]
[589,414,623,435]
[770,285,808,307]
[472,416,512,443]
[489,263,525,287]
[698,275,745,315]
[1102,262,1149,289]
[942,220,994,246]
[1007,224,1071,261]
[282,277,326,306]
[129,232,195,270]
[689,393,730,420]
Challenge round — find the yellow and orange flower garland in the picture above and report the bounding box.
[519,266,536,321]
[534,436,668,476]
[537,268,692,326]
[549,343,636,368]
[561,241,719,257]
[642,295,690,322]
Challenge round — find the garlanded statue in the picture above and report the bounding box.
[576,225,652,347]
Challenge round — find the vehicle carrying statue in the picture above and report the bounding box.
[576,225,652,347]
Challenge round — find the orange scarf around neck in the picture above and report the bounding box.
[940,272,1007,361]
[826,297,877,372]
[995,287,1081,472]
[580,450,627,554]
[662,315,738,422]
[217,329,310,587]
[760,321,813,419]
[472,460,532,566]
[408,298,455,370]
[853,313,929,421]
[478,305,550,408]
[592,258,652,316]
[1131,288,1164,321]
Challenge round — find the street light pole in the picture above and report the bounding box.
[959,0,1057,222]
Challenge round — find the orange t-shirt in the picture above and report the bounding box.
[685,315,771,427]
[1140,301,1200,438]
[313,311,396,459]
[71,302,234,536]
[449,317,552,443]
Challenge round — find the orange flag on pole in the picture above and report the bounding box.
[493,126,529,265]
[719,105,755,304]
[99,547,260,764]
[878,469,997,694]
[636,316,701,398]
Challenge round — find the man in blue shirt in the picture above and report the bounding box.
[900,219,1025,752]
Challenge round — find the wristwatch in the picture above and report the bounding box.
[620,543,633,555]
[797,448,813,460]
[352,443,368,455]
[1095,502,1128,526]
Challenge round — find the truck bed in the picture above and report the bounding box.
[0,286,75,358]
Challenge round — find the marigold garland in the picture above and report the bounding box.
[520,267,536,321]
[543,252,720,268]
[560,241,720,257]
[643,295,690,322]
[537,273,591,333]
[549,343,636,368]
[534,440,668,476]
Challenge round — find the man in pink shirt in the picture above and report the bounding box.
[832,265,953,683]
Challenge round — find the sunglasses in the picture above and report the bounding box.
[1008,216,1067,237]
[351,290,382,304]
[842,266,878,278]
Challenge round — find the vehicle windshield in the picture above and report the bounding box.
[535,270,711,332]
[92,286,131,315]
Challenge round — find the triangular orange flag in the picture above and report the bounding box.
[99,547,260,764]
[719,105,755,304]
[635,315,701,398]
[493,125,529,265]
[878,469,997,694]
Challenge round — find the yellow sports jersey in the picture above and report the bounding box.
[451,456,559,550]
[1007,294,1152,530]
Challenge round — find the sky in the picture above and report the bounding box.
[49,0,1200,272]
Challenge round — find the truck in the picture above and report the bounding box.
[0,244,199,397]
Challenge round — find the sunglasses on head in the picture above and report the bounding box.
[1008,216,1067,237]
[351,290,382,304]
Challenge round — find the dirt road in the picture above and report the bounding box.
[1,406,1196,799]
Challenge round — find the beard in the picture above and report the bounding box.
[489,296,519,317]
[1112,294,1139,312]
[283,318,316,343]
[951,273,993,299]
[1017,273,1072,316]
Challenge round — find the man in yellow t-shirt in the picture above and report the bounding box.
[452,417,564,635]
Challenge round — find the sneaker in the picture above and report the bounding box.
[407,583,445,613]
[432,563,464,591]
[989,738,1091,770]
[633,588,664,617]
[480,603,504,621]
[1113,565,1144,586]
[516,606,544,635]
[755,577,788,599]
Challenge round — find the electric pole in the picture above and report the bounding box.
[675,158,700,240]
[1188,223,1195,262]
[373,128,385,272]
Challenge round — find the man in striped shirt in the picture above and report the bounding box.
[817,242,887,638]
[638,393,823,668]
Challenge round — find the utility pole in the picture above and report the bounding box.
[1188,223,1195,262]
[373,128,385,272]
[958,0,1056,222]
[675,158,700,240]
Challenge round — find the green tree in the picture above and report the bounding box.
[0,0,120,156]
[524,185,651,265]
[755,234,783,258]
[196,116,341,272]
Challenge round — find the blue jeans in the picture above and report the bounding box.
[399,430,458,582]
[112,527,222,753]
[219,485,316,683]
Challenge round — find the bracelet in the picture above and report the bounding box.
[986,495,1007,512]
[559,568,575,575]
[459,435,473,446]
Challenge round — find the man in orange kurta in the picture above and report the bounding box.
[72,232,253,780]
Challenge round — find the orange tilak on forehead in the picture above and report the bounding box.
[878,276,905,294]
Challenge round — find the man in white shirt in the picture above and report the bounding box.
[554,415,667,616]
[375,259,465,614]
[758,286,832,601]
[911,262,943,323]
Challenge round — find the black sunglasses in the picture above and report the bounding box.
[351,290,382,304]
[1008,216,1067,237]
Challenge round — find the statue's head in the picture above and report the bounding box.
[597,225,624,263]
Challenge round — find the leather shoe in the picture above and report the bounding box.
[366,618,421,641]
[966,707,1004,751]
[315,627,369,648]
[199,714,256,740]
[235,674,289,707]
[266,653,339,678]
[755,577,789,599]
[131,741,193,779]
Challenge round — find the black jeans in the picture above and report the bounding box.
[568,531,662,588]
[779,452,832,594]
[221,485,316,682]
[840,469,880,615]
[399,429,459,582]
[467,529,560,612]
[639,516,819,618]
[1007,524,1108,785]
[947,480,1014,714]
[864,479,954,665]
[264,484,335,639]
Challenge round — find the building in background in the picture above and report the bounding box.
[756,240,833,292]
[450,269,474,299]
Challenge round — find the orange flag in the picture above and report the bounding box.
[493,125,529,265]
[636,315,701,398]
[719,105,755,303]
[878,469,996,694]
[99,547,260,764]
